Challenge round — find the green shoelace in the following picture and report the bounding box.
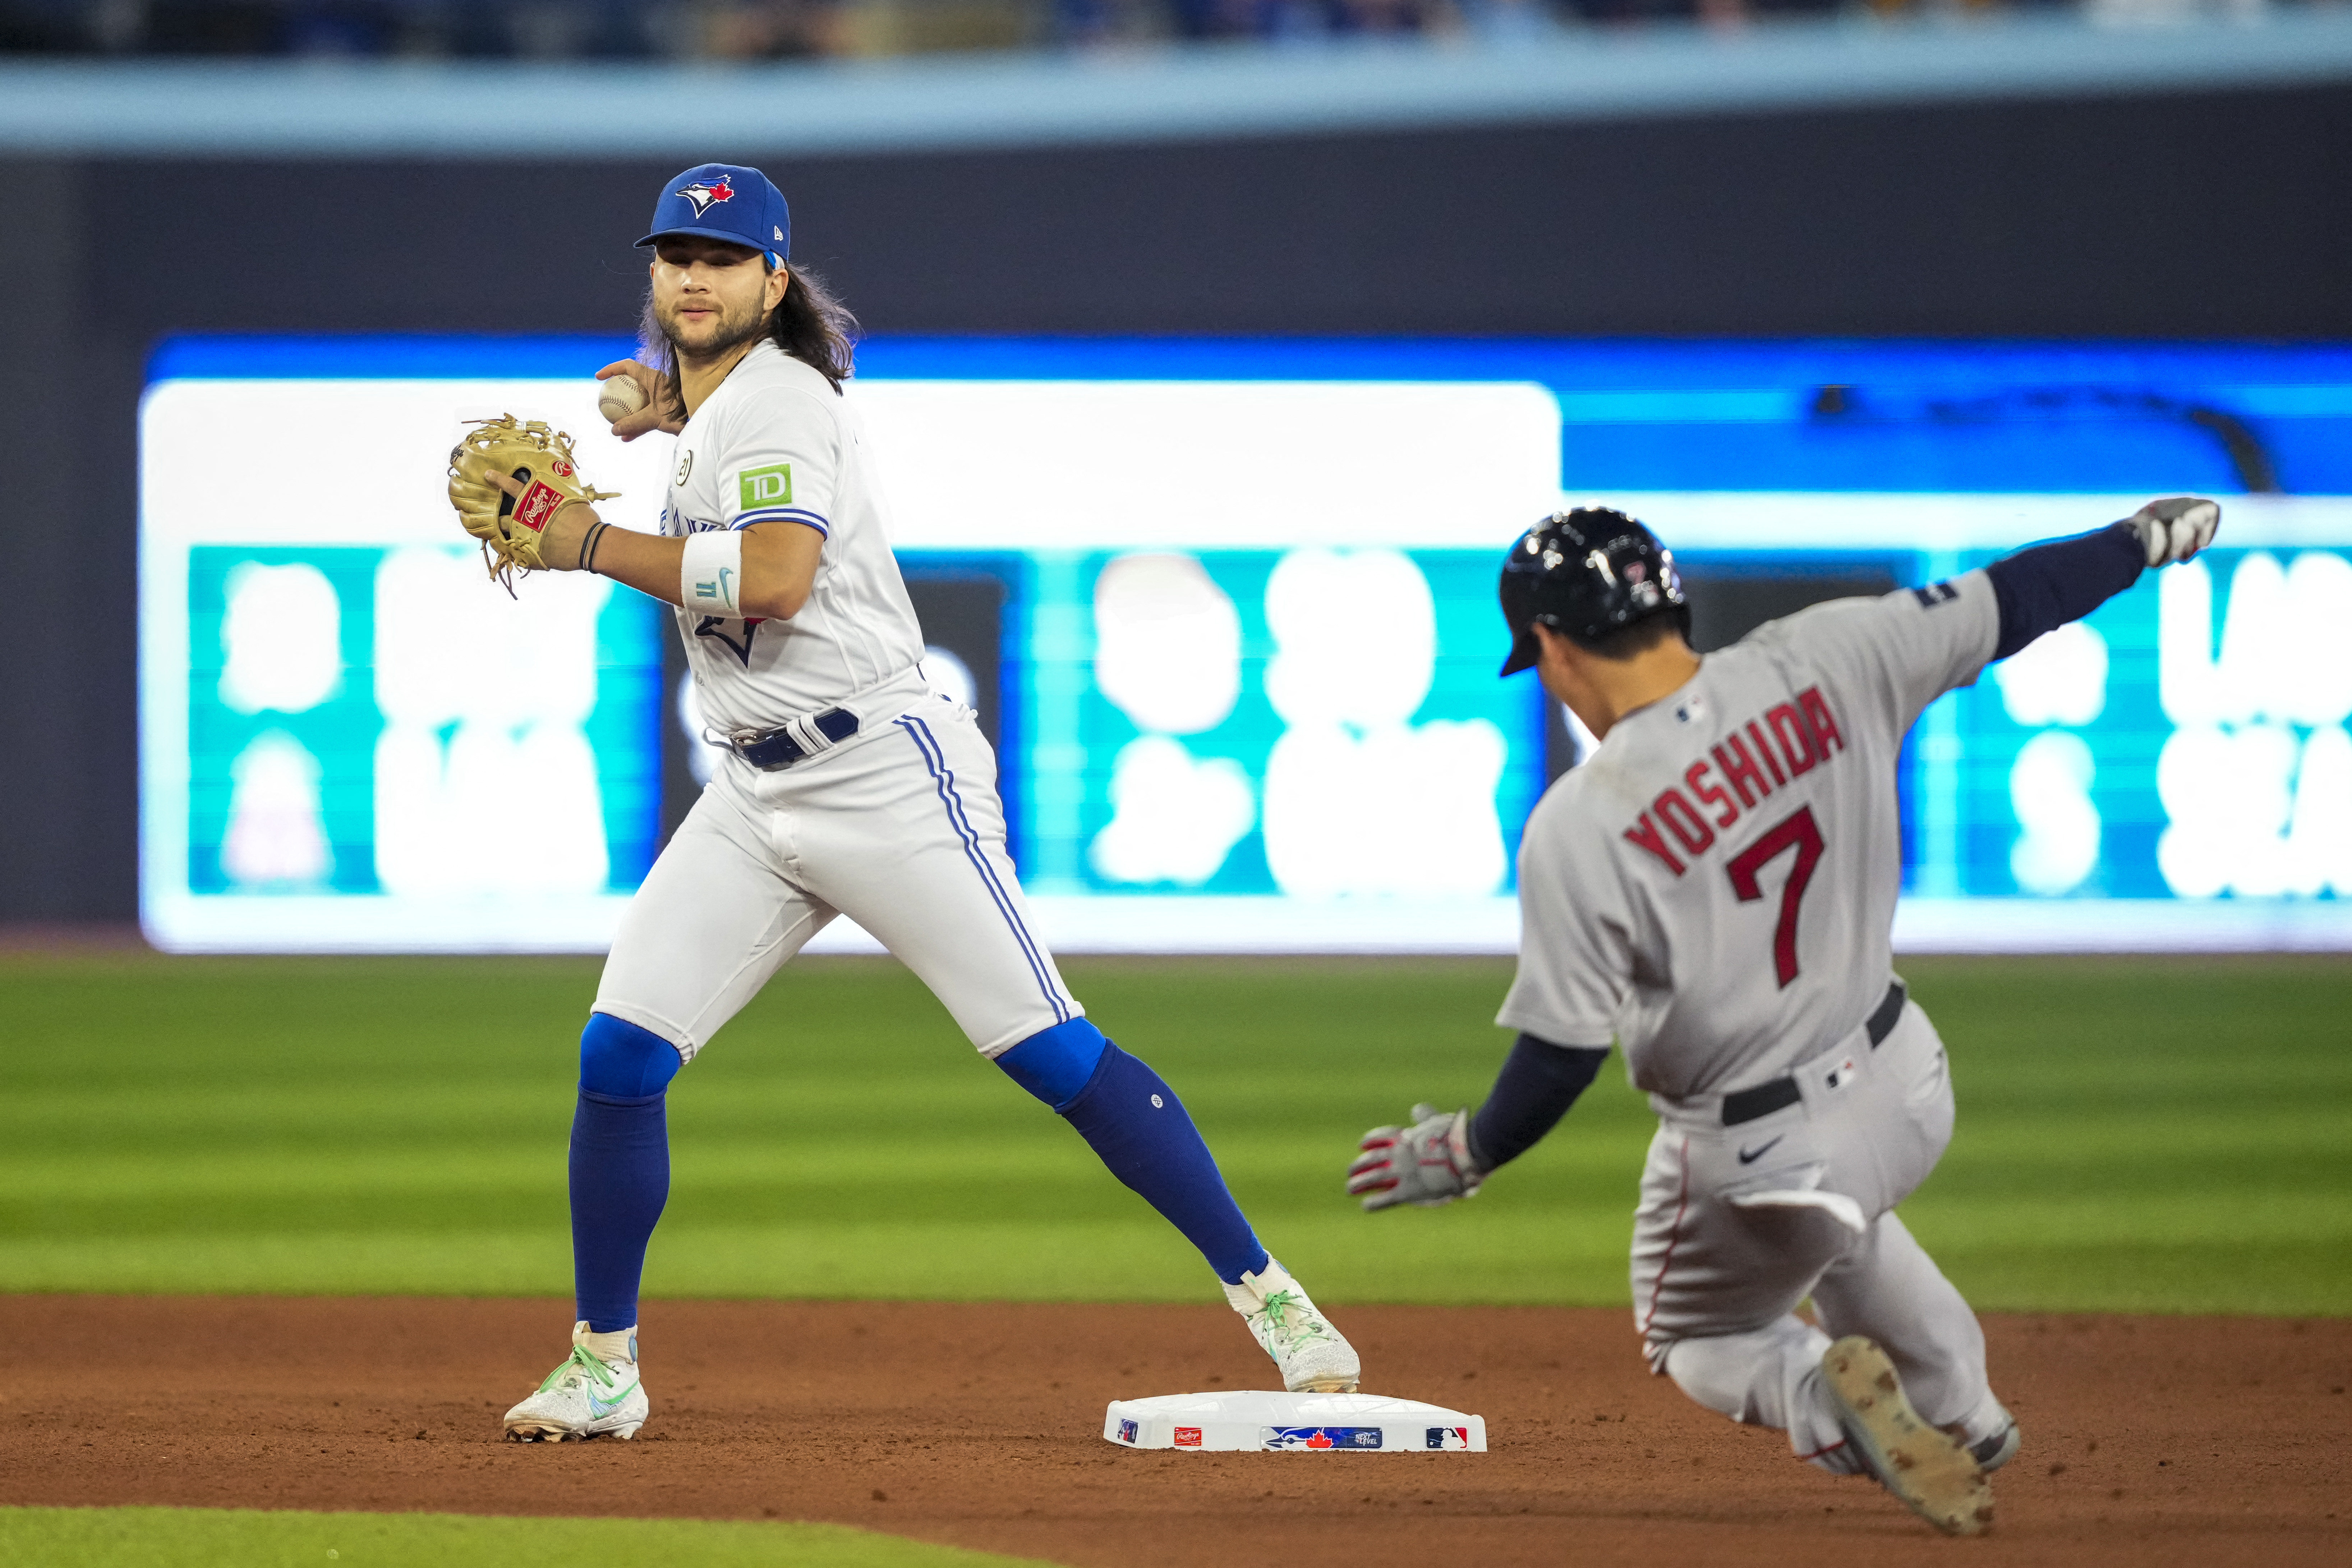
[1258,1289,1335,1346]
[537,1345,621,1394]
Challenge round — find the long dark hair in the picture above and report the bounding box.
[639,259,860,411]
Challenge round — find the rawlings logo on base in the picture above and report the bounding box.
[514,480,566,534]
[1174,1427,1202,1448]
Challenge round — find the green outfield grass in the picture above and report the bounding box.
[1,952,2346,1314]
[0,1506,1047,1568]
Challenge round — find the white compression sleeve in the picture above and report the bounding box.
[679,530,745,619]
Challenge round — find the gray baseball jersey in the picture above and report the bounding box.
[1498,571,2001,1098]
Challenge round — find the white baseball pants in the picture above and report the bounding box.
[1628,998,2007,1470]
[593,698,1082,1061]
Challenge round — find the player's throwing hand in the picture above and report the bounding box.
[1347,1104,1486,1211]
[595,360,684,442]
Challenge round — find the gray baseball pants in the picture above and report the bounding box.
[1629,998,2008,1470]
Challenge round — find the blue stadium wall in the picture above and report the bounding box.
[4,73,2351,920]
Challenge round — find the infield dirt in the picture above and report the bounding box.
[5,1296,2346,1567]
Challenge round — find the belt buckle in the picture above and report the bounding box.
[732,725,806,772]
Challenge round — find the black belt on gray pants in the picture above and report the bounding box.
[1721,980,1909,1127]
[731,708,860,771]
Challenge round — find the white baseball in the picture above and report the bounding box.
[598,375,650,424]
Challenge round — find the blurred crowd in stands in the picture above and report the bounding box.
[0,0,2297,60]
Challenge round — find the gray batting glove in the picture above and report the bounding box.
[1347,1103,1487,1213]
[2124,496,2221,567]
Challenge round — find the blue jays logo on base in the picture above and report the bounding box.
[1260,1426,1382,1450]
[1116,1418,1139,1445]
[1426,1426,1471,1450]
[676,178,736,216]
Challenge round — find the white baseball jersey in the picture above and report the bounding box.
[1499,572,2001,1099]
[661,340,928,734]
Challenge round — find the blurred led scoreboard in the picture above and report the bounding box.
[141,336,2352,952]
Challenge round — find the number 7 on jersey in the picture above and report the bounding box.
[1726,806,1823,988]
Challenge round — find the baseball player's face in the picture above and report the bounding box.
[650,237,788,359]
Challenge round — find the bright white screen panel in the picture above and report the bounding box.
[139,336,2352,952]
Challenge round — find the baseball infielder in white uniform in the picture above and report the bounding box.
[482,163,1358,1441]
[1346,500,2219,1533]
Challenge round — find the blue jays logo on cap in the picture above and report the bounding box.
[674,176,736,217]
[638,162,790,267]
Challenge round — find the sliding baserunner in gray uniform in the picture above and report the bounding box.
[1345,498,2219,1535]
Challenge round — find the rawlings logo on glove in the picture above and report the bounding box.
[447,415,618,591]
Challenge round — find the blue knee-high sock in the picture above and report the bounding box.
[998,1020,1270,1285]
[571,1013,682,1333]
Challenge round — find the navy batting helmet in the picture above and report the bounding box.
[1498,507,1689,676]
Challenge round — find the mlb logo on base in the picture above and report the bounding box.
[1426,1426,1472,1450]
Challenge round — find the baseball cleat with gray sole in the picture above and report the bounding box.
[503,1325,649,1442]
[1224,1258,1361,1393]
[1821,1335,1994,1536]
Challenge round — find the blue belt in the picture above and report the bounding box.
[1720,980,1908,1127]
[729,708,861,771]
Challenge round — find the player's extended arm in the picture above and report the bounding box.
[1985,496,2219,660]
[1345,1035,1611,1212]
[578,516,822,622]
[484,471,821,620]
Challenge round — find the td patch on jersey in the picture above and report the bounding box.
[738,464,793,509]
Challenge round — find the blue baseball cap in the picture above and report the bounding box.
[636,163,790,267]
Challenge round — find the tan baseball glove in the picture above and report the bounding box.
[447,415,618,589]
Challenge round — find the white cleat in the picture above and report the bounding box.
[1822,1336,1994,1536]
[503,1322,649,1443]
[1223,1259,1361,1394]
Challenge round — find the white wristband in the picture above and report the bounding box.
[680,530,745,619]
